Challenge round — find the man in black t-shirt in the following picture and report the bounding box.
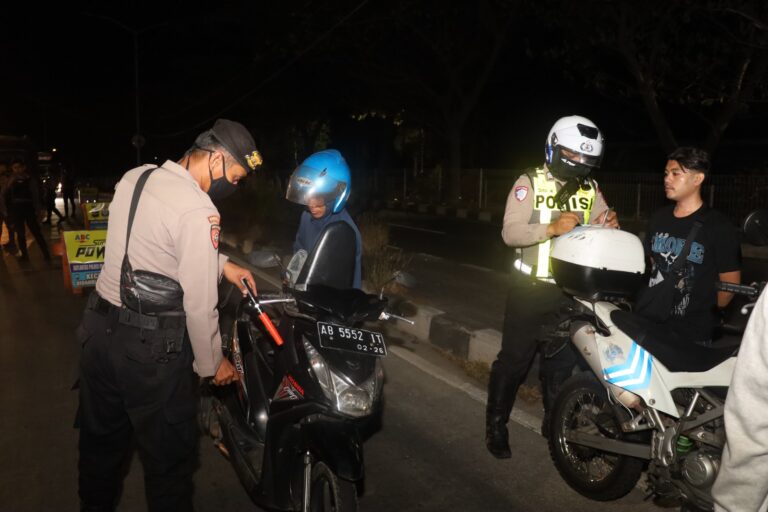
[641,147,741,344]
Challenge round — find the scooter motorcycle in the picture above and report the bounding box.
[200,221,411,511]
[545,215,766,511]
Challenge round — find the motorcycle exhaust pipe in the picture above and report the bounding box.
[570,321,641,409]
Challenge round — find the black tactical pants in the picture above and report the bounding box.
[76,300,198,512]
[488,273,578,419]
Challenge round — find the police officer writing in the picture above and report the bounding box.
[76,119,262,511]
[486,116,618,459]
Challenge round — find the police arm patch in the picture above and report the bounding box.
[208,216,221,250]
[514,186,529,202]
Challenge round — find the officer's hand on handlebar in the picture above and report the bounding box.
[212,358,240,386]
[547,212,581,238]
[223,261,257,296]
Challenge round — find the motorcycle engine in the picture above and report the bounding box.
[681,451,721,488]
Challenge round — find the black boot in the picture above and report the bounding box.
[485,365,518,459]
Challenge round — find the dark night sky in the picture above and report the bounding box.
[2,1,767,180]
[0,2,273,174]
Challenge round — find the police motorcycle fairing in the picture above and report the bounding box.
[546,223,765,510]
[201,221,395,512]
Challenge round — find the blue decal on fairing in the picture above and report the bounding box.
[603,341,653,392]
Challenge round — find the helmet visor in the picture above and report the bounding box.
[285,164,348,206]
[559,147,602,169]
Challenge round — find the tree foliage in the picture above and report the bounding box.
[532,0,768,153]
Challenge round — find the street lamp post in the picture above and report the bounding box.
[84,13,160,166]
[132,30,143,165]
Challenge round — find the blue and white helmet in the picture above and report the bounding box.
[545,115,604,179]
[285,149,351,213]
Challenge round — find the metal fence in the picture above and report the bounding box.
[382,167,768,222]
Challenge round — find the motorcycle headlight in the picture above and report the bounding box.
[303,338,333,400]
[303,339,385,418]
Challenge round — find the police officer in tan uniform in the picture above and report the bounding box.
[77,119,262,511]
[486,116,619,459]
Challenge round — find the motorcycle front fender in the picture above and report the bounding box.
[303,418,364,481]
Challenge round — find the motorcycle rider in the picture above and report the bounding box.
[486,115,618,458]
[285,149,363,289]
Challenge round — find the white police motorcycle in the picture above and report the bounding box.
[545,210,767,511]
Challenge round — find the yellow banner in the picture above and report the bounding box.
[64,230,107,288]
[82,202,110,229]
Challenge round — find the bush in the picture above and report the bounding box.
[357,213,411,294]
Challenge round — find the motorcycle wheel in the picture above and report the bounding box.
[211,384,263,499]
[548,373,644,501]
[309,462,358,512]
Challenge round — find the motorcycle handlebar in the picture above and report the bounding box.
[716,281,763,298]
[240,278,286,346]
[239,279,294,305]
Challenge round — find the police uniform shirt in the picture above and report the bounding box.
[96,161,228,377]
[501,167,609,248]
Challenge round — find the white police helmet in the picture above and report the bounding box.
[545,115,604,179]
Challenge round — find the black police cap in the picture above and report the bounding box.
[210,119,262,173]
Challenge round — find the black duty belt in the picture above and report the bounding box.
[87,293,186,331]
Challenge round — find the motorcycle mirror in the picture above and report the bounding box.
[272,252,287,273]
[248,249,282,269]
[286,250,308,288]
[379,271,416,299]
[743,209,768,247]
[393,270,416,288]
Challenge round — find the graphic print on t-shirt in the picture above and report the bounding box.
[649,232,705,316]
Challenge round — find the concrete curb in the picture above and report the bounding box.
[426,313,501,364]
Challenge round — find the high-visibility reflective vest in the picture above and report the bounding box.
[514,167,597,281]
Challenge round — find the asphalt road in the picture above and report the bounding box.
[0,231,659,512]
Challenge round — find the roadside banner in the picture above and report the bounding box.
[82,202,110,230]
[62,230,107,290]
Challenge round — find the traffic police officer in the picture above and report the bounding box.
[485,115,619,458]
[77,119,262,511]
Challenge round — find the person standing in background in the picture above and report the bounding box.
[3,156,50,262]
[60,165,77,219]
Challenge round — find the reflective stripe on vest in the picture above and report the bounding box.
[523,168,596,280]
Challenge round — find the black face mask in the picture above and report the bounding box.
[207,164,238,200]
[187,150,238,200]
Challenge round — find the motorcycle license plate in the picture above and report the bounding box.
[317,322,387,357]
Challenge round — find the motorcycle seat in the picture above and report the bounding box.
[295,285,387,324]
[610,310,736,373]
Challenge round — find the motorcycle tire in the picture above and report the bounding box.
[309,462,358,512]
[216,385,263,499]
[548,373,644,501]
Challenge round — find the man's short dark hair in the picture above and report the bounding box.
[667,147,710,174]
[186,131,237,167]
[10,156,27,166]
